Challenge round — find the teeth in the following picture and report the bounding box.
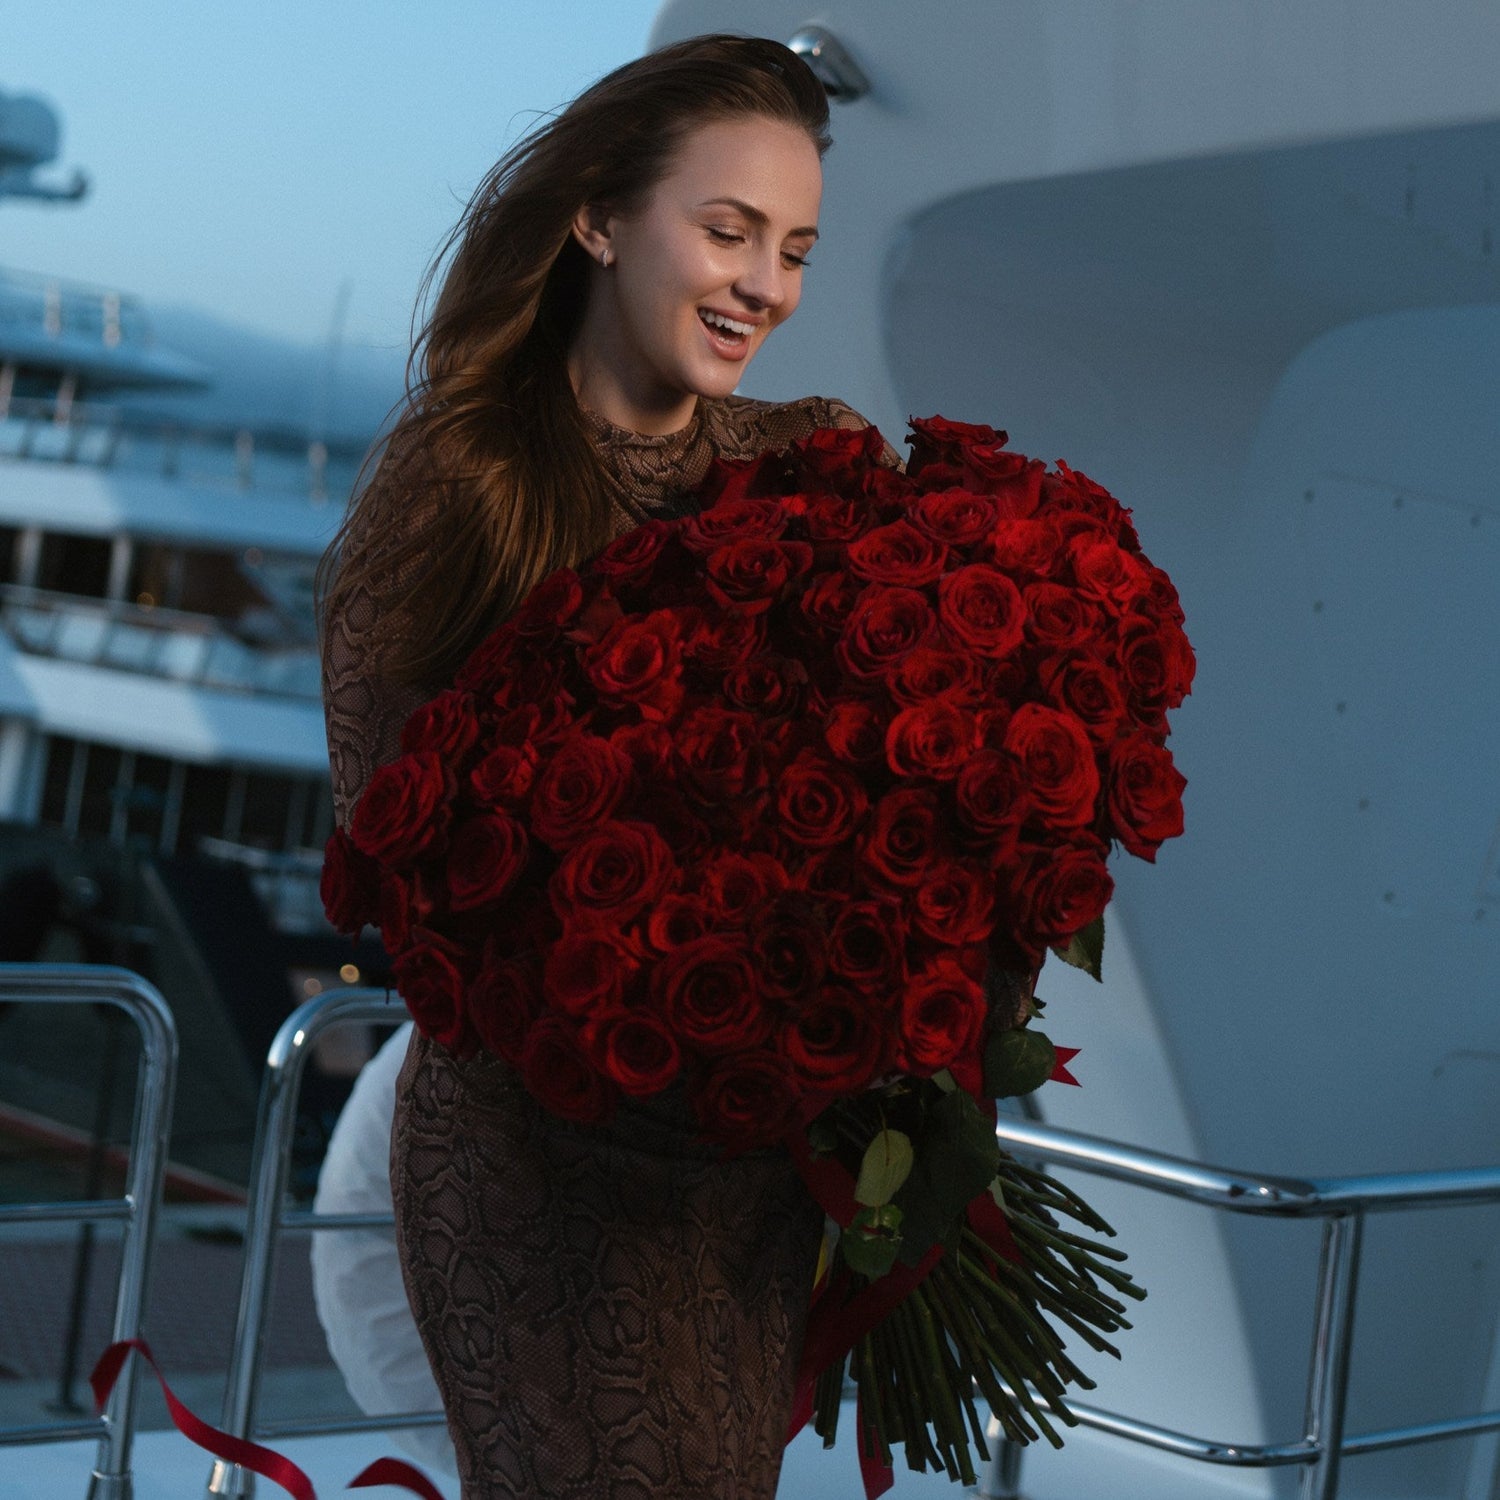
[700,309,754,336]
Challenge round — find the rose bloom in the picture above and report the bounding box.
[1037,651,1129,747]
[954,749,1028,860]
[652,935,770,1054]
[530,734,636,850]
[909,488,999,547]
[674,706,768,802]
[885,698,979,780]
[593,519,674,588]
[750,893,829,1000]
[582,609,686,721]
[1007,840,1114,949]
[846,519,949,588]
[399,688,481,761]
[519,1014,616,1123]
[699,851,789,924]
[393,930,475,1058]
[777,752,869,848]
[446,811,530,911]
[690,1053,801,1151]
[1022,582,1103,653]
[911,859,995,946]
[321,828,379,935]
[1107,733,1188,861]
[350,751,454,867]
[822,699,886,767]
[827,898,905,988]
[679,498,787,554]
[885,646,983,708]
[548,820,678,929]
[544,930,636,1017]
[1001,702,1100,829]
[584,1010,682,1097]
[897,956,987,1075]
[778,988,891,1094]
[860,787,945,888]
[704,538,813,614]
[1068,535,1153,611]
[468,950,543,1066]
[835,585,936,683]
[682,605,766,671]
[511,566,585,636]
[937,565,1028,659]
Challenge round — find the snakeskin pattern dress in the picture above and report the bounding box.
[320,393,903,1500]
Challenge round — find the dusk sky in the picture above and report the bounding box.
[2,2,660,357]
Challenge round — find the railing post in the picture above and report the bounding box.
[1299,1210,1363,1500]
[205,988,407,1499]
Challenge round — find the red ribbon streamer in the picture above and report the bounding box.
[89,1340,447,1500]
[90,1340,317,1500]
[1050,1045,1082,1086]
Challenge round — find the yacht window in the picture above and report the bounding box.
[36,532,112,600]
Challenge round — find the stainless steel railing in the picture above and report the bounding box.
[203,987,443,1500]
[980,1118,1500,1500]
[0,964,179,1500]
[203,983,1500,1500]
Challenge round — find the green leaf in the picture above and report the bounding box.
[892,1088,1002,1264]
[930,1068,959,1093]
[841,1203,903,1278]
[805,1114,839,1157]
[983,1025,1057,1099]
[854,1128,915,1207]
[1051,913,1105,981]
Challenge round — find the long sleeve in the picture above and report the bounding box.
[319,441,445,835]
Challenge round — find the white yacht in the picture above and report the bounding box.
[7,3,1500,1497]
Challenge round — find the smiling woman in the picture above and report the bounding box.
[315,32,899,1500]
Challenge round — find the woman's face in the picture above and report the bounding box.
[568,114,823,432]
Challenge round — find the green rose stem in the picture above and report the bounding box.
[912,1283,989,1478]
[877,1313,939,1470]
[850,1334,894,1469]
[922,1264,1014,1446]
[813,1353,845,1444]
[908,1291,968,1482]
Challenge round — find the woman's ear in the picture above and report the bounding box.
[570,202,614,264]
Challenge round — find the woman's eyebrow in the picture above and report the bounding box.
[696,196,819,239]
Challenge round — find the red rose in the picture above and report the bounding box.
[792,423,890,488]
[582,609,685,722]
[954,749,1028,857]
[911,860,995,946]
[803,495,871,543]
[468,949,543,1065]
[906,415,1009,477]
[885,646,983,707]
[1002,703,1100,829]
[1107,734,1187,861]
[835,586,936,683]
[446,811,530,911]
[585,1011,681,1097]
[519,1014,616,1123]
[694,450,789,506]
[827,898,905,988]
[351,752,455,866]
[486,645,568,714]
[1022,582,1103,652]
[608,720,675,781]
[937,565,1027,660]
[885,698,978,780]
[1007,840,1114,948]
[512,567,585,636]
[798,569,864,635]
[988,520,1060,579]
[544,930,635,1017]
[910,488,999,546]
[700,852,789,924]
[897,956,986,1075]
[453,620,520,694]
[1116,613,1196,715]
[778,988,891,1094]
[468,741,538,808]
[846,520,948,587]
[321,828,380,935]
[652,936,770,1054]
[1037,652,1128,747]
[1068,536,1152,611]
[777,752,869,849]
[704,539,813,614]
[530,734,636,849]
[822,699,886,767]
[690,1053,800,1151]
[400,689,481,761]
[593,520,674,590]
[722,654,808,718]
[749,893,829,1000]
[674,706,767,802]
[549,820,678,928]
[377,867,438,955]
[860,788,945,887]
[393,930,475,1057]
[680,498,787,554]
[681,606,766,671]
[1046,460,1141,551]
[645,892,717,952]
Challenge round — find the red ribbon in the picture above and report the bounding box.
[1051,1045,1082,1086]
[88,1340,446,1499]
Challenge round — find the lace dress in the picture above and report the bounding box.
[320,392,903,1500]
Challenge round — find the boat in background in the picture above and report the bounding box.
[645,1,1500,1496]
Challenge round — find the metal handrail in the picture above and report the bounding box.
[204,987,434,1500]
[983,1117,1500,1500]
[204,988,1500,1500]
[0,964,179,1500]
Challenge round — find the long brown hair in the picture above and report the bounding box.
[317,33,832,689]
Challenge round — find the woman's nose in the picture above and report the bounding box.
[734,246,790,310]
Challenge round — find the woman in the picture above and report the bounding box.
[318,33,902,1500]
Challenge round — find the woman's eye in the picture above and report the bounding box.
[708,228,744,244]
[783,253,811,268]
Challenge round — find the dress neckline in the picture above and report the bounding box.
[577,395,709,453]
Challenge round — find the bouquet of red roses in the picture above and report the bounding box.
[322,414,1191,1491]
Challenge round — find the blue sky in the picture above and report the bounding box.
[1,1,659,355]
